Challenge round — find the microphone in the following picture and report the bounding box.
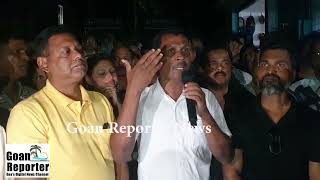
[182,70,198,127]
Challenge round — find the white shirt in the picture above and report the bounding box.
[232,68,252,85]
[136,80,231,180]
[290,77,320,111]
[0,126,5,180]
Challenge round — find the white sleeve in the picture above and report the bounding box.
[289,80,301,91]
[0,126,5,180]
[289,79,313,91]
[135,87,150,141]
[203,89,232,137]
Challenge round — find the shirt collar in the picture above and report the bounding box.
[0,82,24,109]
[300,77,320,97]
[43,80,92,107]
[254,94,297,133]
[154,79,166,96]
[154,79,185,103]
[312,77,320,91]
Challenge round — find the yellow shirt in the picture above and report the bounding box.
[7,80,115,180]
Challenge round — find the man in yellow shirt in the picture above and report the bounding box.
[6,25,127,180]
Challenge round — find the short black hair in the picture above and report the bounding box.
[8,33,28,42]
[0,32,27,46]
[240,44,257,57]
[229,33,247,45]
[201,43,232,69]
[151,28,189,49]
[111,42,131,57]
[30,25,78,60]
[0,34,9,47]
[86,54,115,76]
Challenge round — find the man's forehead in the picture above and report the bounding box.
[116,47,130,54]
[160,34,189,48]
[261,49,290,61]
[48,33,79,47]
[8,39,27,50]
[208,49,230,61]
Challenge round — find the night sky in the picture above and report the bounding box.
[0,0,248,41]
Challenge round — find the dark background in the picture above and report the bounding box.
[0,0,315,45]
[0,0,256,42]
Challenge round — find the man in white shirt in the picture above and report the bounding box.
[0,37,11,180]
[289,34,320,111]
[110,30,232,180]
[0,126,5,180]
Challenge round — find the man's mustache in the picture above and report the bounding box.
[262,74,280,82]
[214,71,227,77]
[175,61,188,68]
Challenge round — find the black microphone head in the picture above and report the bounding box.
[182,70,196,84]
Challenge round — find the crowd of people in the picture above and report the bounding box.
[0,25,319,180]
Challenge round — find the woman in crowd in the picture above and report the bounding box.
[85,54,136,180]
[85,54,122,116]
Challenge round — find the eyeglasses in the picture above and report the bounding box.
[162,46,192,58]
[208,60,231,70]
[268,131,281,155]
[258,61,290,71]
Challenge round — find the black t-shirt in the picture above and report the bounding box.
[210,77,255,180]
[231,96,320,180]
[223,76,255,130]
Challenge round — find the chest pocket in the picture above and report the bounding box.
[175,104,210,161]
[96,128,113,160]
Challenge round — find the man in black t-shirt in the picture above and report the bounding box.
[223,44,320,180]
[203,45,255,180]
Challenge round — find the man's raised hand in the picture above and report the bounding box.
[121,49,163,94]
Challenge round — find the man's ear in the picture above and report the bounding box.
[37,57,49,73]
[85,75,93,86]
[7,54,16,65]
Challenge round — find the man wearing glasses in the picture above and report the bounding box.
[203,45,255,180]
[290,33,320,111]
[223,44,320,180]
